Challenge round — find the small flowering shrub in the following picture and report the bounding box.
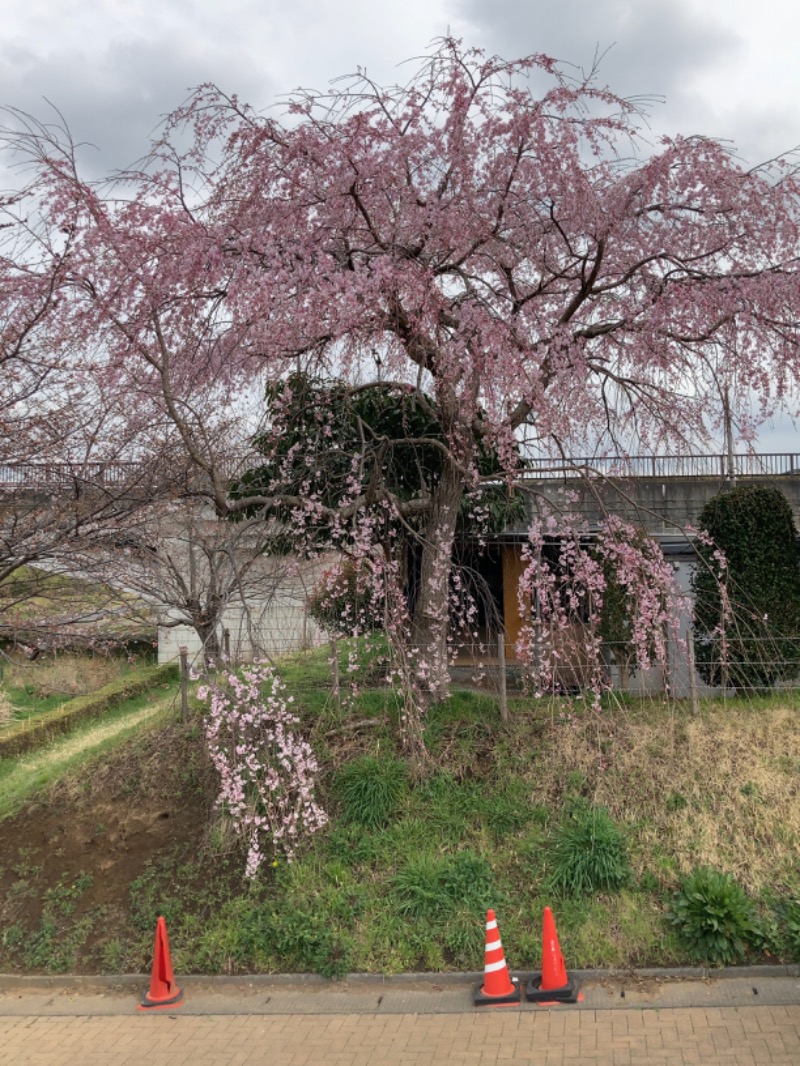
[199,662,328,877]
[518,516,682,702]
[307,559,386,637]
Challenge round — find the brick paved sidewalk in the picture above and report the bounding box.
[2,1004,800,1065]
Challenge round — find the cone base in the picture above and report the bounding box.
[138,985,184,1011]
[525,973,582,1004]
[474,976,521,1006]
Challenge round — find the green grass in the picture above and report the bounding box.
[0,663,177,758]
[1,654,154,722]
[3,650,800,977]
[4,687,68,720]
[0,686,178,818]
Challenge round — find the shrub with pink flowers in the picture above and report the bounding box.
[199,662,328,877]
[517,516,683,703]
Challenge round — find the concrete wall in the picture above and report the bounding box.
[511,474,800,533]
[157,556,332,666]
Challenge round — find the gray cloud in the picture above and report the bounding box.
[452,0,744,146]
[0,36,275,177]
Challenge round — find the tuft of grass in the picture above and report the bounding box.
[548,799,629,896]
[332,755,407,829]
[390,850,495,921]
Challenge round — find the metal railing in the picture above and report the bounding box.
[521,453,800,480]
[0,462,145,488]
[3,452,800,490]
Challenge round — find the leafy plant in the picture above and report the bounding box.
[668,866,755,966]
[268,905,353,978]
[774,896,800,960]
[548,800,629,895]
[333,755,407,829]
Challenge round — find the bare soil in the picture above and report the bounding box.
[0,722,221,974]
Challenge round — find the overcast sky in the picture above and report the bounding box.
[4,0,800,172]
[3,0,800,449]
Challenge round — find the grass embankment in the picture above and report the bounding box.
[0,662,177,759]
[0,690,178,820]
[0,642,798,977]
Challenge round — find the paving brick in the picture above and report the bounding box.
[1,990,799,1064]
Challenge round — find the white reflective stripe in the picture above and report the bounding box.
[485,939,502,952]
[484,959,508,973]
[485,919,498,930]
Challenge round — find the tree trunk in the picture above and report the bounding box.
[196,618,222,668]
[409,451,465,703]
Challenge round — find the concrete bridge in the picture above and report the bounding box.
[6,451,800,529]
[510,452,800,533]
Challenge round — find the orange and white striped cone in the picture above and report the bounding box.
[474,908,520,1006]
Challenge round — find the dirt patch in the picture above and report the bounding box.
[0,721,221,974]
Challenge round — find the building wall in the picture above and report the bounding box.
[157,556,332,666]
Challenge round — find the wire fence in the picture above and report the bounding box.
[164,618,800,721]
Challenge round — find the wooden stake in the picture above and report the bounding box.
[330,637,341,712]
[687,629,700,717]
[498,631,508,723]
[179,645,189,724]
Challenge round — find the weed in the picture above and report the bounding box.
[391,850,494,922]
[11,848,41,880]
[665,791,688,813]
[44,873,93,917]
[269,906,353,978]
[482,779,530,836]
[441,906,485,966]
[333,755,407,829]
[100,938,128,974]
[548,800,629,895]
[565,770,587,794]
[773,896,800,960]
[638,870,660,894]
[668,866,755,966]
[129,861,183,933]
[2,923,25,950]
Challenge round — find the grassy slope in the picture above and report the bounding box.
[0,690,177,819]
[0,643,798,976]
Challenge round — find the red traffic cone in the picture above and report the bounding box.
[474,909,520,1006]
[526,906,582,1004]
[138,916,184,1011]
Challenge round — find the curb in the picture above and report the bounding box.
[0,963,798,993]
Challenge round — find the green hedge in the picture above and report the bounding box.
[692,484,800,689]
[0,664,178,759]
